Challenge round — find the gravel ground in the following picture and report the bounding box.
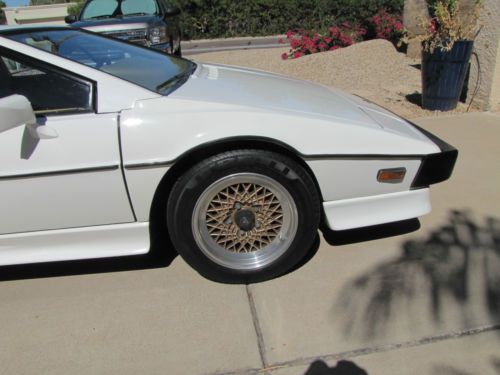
[190,39,473,119]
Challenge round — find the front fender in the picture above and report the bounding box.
[120,97,439,167]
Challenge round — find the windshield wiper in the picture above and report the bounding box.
[124,12,149,17]
[156,73,186,92]
[156,64,197,92]
[86,15,113,20]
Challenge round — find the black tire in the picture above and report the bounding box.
[169,36,182,57]
[167,150,321,283]
[174,44,182,57]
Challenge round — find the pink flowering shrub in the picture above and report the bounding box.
[366,9,405,44]
[281,22,366,60]
[281,10,406,60]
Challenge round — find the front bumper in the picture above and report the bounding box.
[151,42,171,53]
[410,123,459,189]
[323,188,432,231]
[321,123,458,231]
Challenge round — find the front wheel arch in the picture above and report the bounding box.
[147,138,324,256]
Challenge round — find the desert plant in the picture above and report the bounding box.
[422,0,482,52]
[419,0,482,110]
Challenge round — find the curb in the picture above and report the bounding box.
[181,35,289,55]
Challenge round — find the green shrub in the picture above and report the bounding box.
[67,1,84,16]
[0,0,5,25]
[170,0,404,40]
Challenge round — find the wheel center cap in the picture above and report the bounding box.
[234,210,256,232]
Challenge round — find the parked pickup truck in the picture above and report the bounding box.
[65,0,182,56]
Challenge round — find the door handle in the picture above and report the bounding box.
[27,124,59,140]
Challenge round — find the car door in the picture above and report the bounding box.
[0,49,135,235]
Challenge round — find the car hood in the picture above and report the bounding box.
[172,63,381,129]
[73,15,161,31]
[172,63,435,145]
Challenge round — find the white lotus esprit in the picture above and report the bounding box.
[0,26,457,283]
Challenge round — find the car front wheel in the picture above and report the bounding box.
[167,150,321,283]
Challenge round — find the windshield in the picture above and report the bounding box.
[6,29,196,95]
[81,0,159,20]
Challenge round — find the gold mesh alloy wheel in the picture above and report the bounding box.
[192,173,299,270]
[205,182,283,253]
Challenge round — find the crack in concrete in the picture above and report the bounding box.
[246,284,268,369]
[266,324,500,372]
[206,324,500,375]
[203,368,262,375]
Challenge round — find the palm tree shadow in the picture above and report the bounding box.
[335,210,500,339]
[432,365,475,375]
[492,357,500,373]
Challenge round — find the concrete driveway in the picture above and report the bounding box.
[0,112,499,375]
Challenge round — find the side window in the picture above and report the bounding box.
[0,54,94,116]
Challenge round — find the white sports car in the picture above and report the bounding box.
[0,26,457,283]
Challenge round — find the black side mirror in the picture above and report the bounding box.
[65,15,77,24]
[165,7,180,17]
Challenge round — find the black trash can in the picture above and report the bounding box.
[421,40,473,111]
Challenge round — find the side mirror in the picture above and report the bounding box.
[0,95,36,134]
[165,7,180,17]
[65,15,77,24]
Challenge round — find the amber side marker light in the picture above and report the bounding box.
[377,168,407,184]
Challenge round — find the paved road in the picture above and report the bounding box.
[0,113,499,375]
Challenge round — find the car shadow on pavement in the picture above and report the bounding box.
[304,360,369,375]
[334,210,500,339]
[0,228,178,282]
